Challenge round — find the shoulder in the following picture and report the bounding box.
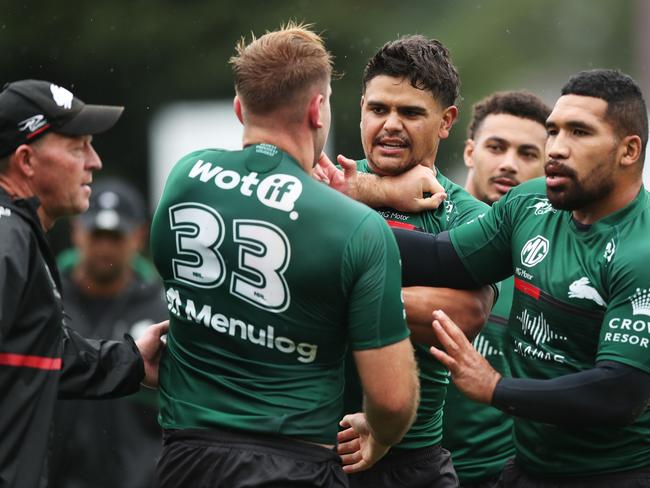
[437,171,488,208]
[0,202,33,255]
[355,159,371,173]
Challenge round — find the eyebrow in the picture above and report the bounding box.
[366,100,428,114]
[518,144,541,154]
[545,120,595,131]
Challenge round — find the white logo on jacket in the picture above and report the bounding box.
[568,277,606,306]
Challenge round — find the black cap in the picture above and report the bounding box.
[79,178,147,233]
[0,79,124,157]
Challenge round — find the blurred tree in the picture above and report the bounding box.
[0,0,637,232]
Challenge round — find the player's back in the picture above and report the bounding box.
[151,144,407,445]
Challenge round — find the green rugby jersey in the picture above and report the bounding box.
[345,160,489,449]
[150,145,409,445]
[449,177,650,476]
[442,278,514,483]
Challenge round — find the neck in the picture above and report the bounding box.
[0,173,52,230]
[572,178,642,225]
[464,172,477,198]
[241,123,315,174]
[72,266,133,298]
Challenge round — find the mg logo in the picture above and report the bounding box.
[521,235,549,267]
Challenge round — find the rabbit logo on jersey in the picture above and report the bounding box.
[187,159,303,221]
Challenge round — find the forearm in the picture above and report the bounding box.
[363,382,418,446]
[404,286,492,345]
[355,340,420,446]
[346,173,392,208]
[492,361,650,426]
[58,327,144,399]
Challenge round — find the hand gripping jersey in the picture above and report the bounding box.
[345,160,489,449]
[442,278,515,483]
[150,145,409,445]
[449,177,650,476]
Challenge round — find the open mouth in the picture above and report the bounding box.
[375,138,409,156]
[545,163,573,189]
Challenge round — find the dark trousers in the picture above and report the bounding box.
[496,459,650,488]
[154,428,348,488]
[348,444,459,488]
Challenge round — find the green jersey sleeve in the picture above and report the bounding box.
[343,212,409,350]
[598,241,650,373]
[449,187,521,285]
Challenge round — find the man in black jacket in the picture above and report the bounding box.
[0,79,167,488]
[50,178,167,488]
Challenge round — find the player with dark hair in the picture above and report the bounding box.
[394,69,650,487]
[150,23,419,488]
[332,35,495,488]
[443,90,550,488]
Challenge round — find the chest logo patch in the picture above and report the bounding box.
[603,239,616,263]
[0,206,11,218]
[521,235,549,267]
[527,198,556,215]
[630,288,650,316]
[568,277,606,307]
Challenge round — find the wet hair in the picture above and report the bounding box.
[467,90,551,139]
[561,69,648,161]
[362,35,460,107]
[229,22,333,114]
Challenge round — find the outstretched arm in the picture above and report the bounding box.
[315,153,447,212]
[429,310,650,426]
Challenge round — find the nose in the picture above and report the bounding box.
[383,110,403,132]
[86,143,102,171]
[546,131,569,160]
[498,148,518,173]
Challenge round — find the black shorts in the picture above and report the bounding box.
[153,428,348,488]
[348,444,459,488]
[496,459,650,488]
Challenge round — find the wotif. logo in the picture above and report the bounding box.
[521,235,549,267]
[188,159,303,220]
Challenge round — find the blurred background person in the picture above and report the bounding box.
[50,178,167,488]
[442,90,550,488]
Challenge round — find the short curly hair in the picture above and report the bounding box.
[561,69,648,161]
[467,91,551,140]
[362,35,460,108]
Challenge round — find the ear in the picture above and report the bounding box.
[438,105,459,140]
[618,134,643,168]
[308,93,325,129]
[233,96,244,125]
[463,139,475,169]
[12,144,37,178]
